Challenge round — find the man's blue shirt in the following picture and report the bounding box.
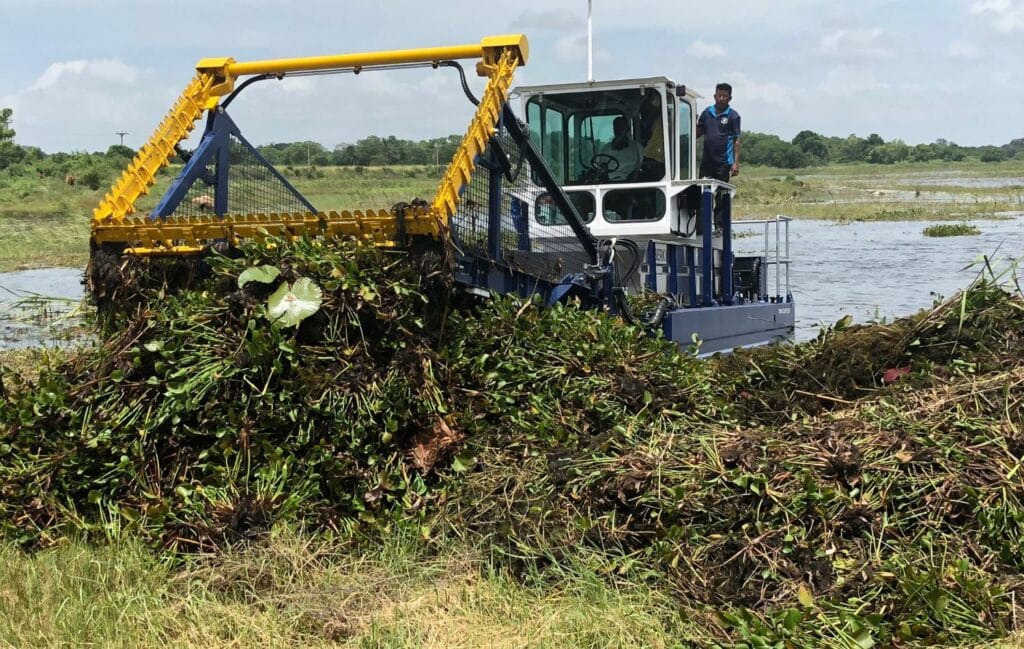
[698,105,741,166]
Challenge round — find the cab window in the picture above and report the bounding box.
[535,191,596,225]
[678,100,693,180]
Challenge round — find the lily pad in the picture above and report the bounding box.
[267,277,323,327]
[238,265,281,288]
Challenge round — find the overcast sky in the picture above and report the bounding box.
[2,0,1022,152]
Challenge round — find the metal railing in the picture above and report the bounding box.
[734,214,791,301]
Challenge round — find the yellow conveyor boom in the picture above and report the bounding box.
[91,35,528,255]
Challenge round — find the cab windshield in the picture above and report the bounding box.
[526,88,667,186]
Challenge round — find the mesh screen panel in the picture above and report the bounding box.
[171,134,311,218]
[449,120,593,283]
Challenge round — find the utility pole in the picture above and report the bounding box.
[115,130,129,146]
[434,143,440,175]
[307,142,311,169]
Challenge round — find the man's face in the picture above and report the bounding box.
[714,90,731,105]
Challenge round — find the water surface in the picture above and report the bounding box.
[735,215,1024,340]
[0,267,85,348]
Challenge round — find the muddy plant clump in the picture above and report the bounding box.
[2,239,1024,647]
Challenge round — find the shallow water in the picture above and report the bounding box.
[1,215,1022,349]
[0,267,85,348]
[735,214,1024,339]
[903,175,1024,189]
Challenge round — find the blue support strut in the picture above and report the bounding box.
[645,240,657,292]
[152,108,317,219]
[667,243,679,295]
[686,245,698,307]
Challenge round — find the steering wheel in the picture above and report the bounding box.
[580,153,620,183]
[588,153,620,173]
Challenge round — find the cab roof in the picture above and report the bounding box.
[512,76,703,101]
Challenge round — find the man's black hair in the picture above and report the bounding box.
[716,82,732,96]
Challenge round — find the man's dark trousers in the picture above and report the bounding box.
[700,162,732,183]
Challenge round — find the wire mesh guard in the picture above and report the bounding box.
[449,122,592,284]
[171,134,311,218]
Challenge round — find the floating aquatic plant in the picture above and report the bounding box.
[266,277,322,327]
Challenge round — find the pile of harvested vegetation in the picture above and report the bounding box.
[2,240,1022,647]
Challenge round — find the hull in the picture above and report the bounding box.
[664,301,795,355]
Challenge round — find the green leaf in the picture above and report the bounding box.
[852,628,875,649]
[267,277,323,327]
[452,454,477,473]
[238,265,280,288]
[782,608,802,631]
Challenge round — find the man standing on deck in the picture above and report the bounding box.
[696,83,741,182]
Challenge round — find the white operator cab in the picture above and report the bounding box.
[514,77,736,296]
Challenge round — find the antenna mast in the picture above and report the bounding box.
[587,0,594,81]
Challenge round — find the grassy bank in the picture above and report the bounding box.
[2,161,1022,272]
[735,159,1024,220]
[0,533,687,648]
[4,535,1024,648]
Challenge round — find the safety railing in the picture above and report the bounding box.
[733,214,792,302]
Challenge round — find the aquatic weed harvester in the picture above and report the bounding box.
[10,35,1024,647]
[88,34,793,353]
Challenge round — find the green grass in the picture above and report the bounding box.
[0,533,689,648]
[734,160,1024,220]
[5,533,1024,648]
[2,161,1023,271]
[923,223,982,237]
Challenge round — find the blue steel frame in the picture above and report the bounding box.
[695,183,734,307]
[151,108,317,219]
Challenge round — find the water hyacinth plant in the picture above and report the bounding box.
[1,239,1023,647]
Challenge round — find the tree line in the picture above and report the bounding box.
[2,106,1022,180]
[257,135,464,168]
[741,130,1024,168]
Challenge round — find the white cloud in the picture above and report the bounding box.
[1,59,154,151]
[510,8,579,31]
[971,0,1024,32]
[719,72,799,112]
[1,57,492,152]
[686,40,727,59]
[818,65,890,97]
[946,40,981,59]
[28,59,139,92]
[551,33,611,70]
[818,28,896,60]
[1,0,1022,149]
